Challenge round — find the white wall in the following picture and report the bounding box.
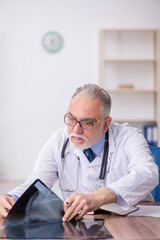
[0,0,160,180]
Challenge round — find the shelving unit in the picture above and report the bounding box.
[99,29,160,146]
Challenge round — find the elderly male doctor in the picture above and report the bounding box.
[0,84,159,221]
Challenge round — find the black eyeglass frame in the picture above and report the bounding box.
[64,113,104,130]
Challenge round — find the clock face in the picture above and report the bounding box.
[42,32,63,53]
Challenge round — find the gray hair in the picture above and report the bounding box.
[71,84,111,117]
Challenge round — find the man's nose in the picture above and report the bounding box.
[73,122,83,134]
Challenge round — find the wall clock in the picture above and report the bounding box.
[41,31,63,53]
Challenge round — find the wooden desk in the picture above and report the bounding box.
[0,202,160,240]
[93,202,160,239]
[93,213,160,239]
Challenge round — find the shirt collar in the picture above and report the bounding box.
[91,133,105,156]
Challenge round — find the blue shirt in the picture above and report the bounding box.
[91,133,105,157]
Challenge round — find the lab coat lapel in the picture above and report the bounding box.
[63,141,88,162]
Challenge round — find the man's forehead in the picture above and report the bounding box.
[68,96,102,119]
[69,95,100,106]
[67,112,97,121]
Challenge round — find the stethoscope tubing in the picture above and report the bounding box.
[99,131,109,180]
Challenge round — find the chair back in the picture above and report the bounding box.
[149,146,160,201]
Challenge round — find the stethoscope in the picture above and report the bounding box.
[60,131,109,191]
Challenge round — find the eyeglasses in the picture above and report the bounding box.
[64,114,103,130]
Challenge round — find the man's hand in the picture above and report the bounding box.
[62,187,117,221]
[0,195,16,218]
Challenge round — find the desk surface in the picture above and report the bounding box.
[0,202,160,240]
[94,212,160,239]
[94,202,160,240]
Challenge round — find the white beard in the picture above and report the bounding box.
[69,133,92,150]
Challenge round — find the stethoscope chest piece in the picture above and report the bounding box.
[95,180,106,190]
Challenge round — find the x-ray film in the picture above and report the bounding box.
[0,179,112,239]
[4,179,64,224]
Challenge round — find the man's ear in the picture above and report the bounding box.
[104,117,112,132]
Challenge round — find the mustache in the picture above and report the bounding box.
[68,133,91,150]
[69,133,87,141]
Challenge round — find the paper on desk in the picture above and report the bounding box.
[128,205,160,217]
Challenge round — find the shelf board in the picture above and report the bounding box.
[112,119,157,123]
[103,59,156,63]
[102,29,158,32]
[107,89,157,93]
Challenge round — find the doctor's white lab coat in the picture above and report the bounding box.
[9,122,159,209]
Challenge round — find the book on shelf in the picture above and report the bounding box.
[144,125,158,146]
